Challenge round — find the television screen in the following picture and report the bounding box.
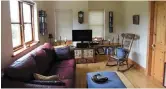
[72,30,92,41]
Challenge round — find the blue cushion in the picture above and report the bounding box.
[116,48,127,59]
[54,46,71,60]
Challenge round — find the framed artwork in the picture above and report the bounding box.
[163,63,166,87]
[133,15,139,25]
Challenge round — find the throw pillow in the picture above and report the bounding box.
[116,47,128,59]
[42,48,57,74]
[54,46,71,60]
[33,73,60,81]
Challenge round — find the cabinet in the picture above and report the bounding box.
[74,48,96,64]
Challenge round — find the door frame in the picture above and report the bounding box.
[146,1,155,76]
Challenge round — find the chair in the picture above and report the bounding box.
[106,33,136,71]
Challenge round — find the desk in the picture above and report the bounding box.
[54,40,72,46]
[95,43,121,48]
[94,43,121,55]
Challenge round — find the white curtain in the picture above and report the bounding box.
[88,10,104,38]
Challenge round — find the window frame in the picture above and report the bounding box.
[11,1,35,51]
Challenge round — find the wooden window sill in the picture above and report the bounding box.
[12,41,40,57]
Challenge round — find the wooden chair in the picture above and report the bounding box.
[106,33,136,71]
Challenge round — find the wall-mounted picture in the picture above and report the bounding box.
[133,15,139,25]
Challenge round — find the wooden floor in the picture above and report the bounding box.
[75,55,164,88]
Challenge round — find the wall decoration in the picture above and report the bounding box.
[78,11,84,24]
[133,15,139,25]
[109,11,113,33]
[39,10,47,35]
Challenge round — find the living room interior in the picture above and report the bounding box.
[1,0,166,88]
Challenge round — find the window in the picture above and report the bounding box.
[88,10,104,38]
[10,0,34,51]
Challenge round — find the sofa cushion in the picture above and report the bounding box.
[4,54,37,82]
[49,67,74,79]
[42,48,55,62]
[33,49,52,74]
[54,59,75,68]
[54,46,71,60]
[116,47,128,59]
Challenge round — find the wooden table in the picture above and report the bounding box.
[94,43,121,55]
[94,43,121,48]
[54,40,72,46]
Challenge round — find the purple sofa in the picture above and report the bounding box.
[2,43,76,88]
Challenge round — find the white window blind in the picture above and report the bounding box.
[88,10,104,38]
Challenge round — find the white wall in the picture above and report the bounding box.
[42,1,124,41]
[45,1,89,40]
[1,1,14,69]
[35,1,49,44]
[123,1,150,68]
[88,1,125,41]
[54,1,89,30]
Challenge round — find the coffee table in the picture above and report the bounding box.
[87,71,126,88]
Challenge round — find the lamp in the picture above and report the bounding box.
[48,33,53,44]
[64,37,67,45]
